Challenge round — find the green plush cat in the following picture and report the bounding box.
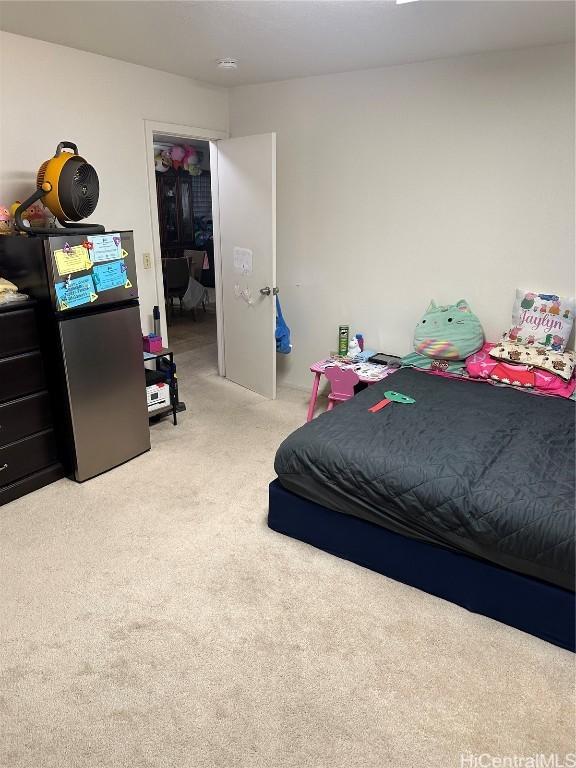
[410,299,484,361]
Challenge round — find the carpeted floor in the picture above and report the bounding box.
[1,342,574,768]
[165,305,217,355]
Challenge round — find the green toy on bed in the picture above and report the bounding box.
[401,299,484,372]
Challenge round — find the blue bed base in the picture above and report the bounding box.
[268,479,575,652]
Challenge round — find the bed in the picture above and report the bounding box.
[270,368,575,650]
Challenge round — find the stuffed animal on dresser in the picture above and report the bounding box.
[0,206,12,234]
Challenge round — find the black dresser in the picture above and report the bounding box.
[0,299,63,506]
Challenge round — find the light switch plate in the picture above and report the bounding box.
[143,252,152,270]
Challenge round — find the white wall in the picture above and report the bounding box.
[230,44,575,389]
[0,32,228,331]
[2,36,572,388]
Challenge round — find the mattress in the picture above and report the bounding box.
[268,480,576,651]
[275,368,575,591]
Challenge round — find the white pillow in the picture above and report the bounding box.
[502,289,575,352]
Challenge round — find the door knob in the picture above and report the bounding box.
[260,287,271,295]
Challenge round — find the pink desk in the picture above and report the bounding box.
[307,358,397,421]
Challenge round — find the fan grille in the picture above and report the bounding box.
[58,158,100,221]
[71,163,99,219]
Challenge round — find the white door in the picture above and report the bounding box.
[217,133,277,399]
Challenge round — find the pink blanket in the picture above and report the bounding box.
[465,342,576,399]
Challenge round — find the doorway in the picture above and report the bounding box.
[145,122,278,399]
[153,134,217,358]
[144,120,227,378]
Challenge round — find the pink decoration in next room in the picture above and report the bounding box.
[324,366,360,411]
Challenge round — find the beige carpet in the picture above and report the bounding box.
[1,341,574,768]
[165,306,217,355]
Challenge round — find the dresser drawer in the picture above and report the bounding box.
[0,463,64,507]
[0,391,53,448]
[0,308,39,359]
[0,429,58,488]
[0,352,45,404]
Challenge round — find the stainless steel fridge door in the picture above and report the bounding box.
[45,231,139,313]
[59,304,150,481]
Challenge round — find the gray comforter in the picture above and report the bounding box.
[275,368,575,590]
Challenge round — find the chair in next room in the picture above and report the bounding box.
[324,366,360,411]
[163,257,191,315]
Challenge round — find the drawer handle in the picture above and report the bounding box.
[0,463,7,472]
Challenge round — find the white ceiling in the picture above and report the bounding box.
[0,1,573,87]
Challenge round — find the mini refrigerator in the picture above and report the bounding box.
[0,231,151,481]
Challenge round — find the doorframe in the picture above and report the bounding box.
[144,119,228,375]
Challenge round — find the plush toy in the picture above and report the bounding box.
[182,146,202,174]
[170,145,186,169]
[181,145,195,169]
[412,299,484,360]
[0,206,12,235]
[25,202,47,229]
[347,336,361,358]
[155,150,171,173]
[161,149,172,170]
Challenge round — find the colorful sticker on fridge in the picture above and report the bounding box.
[92,260,130,291]
[54,245,92,276]
[87,233,123,262]
[55,274,98,310]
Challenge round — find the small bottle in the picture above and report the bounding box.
[153,305,161,337]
